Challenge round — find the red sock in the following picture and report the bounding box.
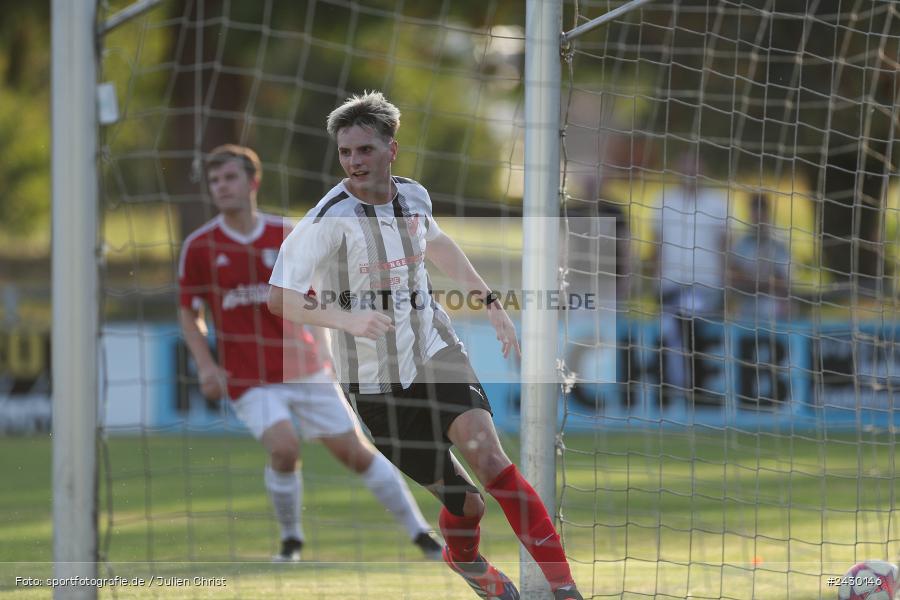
[486,464,574,590]
[439,507,482,563]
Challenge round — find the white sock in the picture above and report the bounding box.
[361,454,430,540]
[265,465,303,541]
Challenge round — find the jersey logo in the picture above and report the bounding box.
[262,248,278,268]
[222,283,270,310]
[215,253,230,268]
[359,254,424,273]
[379,217,397,230]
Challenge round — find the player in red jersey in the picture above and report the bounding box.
[178,144,441,561]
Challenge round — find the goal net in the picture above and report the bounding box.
[558,0,900,598]
[96,1,538,598]
[91,0,900,598]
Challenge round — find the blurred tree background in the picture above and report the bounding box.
[101,0,527,234]
[0,1,50,242]
[97,0,529,320]
[0,1,51,325]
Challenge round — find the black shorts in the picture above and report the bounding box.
[352,344,492,486]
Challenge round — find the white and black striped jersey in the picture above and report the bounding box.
[270,176,461,394]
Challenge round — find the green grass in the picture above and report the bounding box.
[1,430,898,598]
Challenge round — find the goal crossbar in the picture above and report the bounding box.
[561,0,657,44]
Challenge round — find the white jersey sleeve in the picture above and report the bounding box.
[418,186,442,242]
[270,212,340,294]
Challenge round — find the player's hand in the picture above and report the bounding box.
[346,311,394,339]
[198,364,230,400]
[487,304,520,359]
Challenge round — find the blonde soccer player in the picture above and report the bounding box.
[268,93,583,600]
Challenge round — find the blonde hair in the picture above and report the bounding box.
[326,91,400,140]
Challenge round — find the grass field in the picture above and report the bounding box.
[1,429,898,599]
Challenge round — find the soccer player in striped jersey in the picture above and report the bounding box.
[268,93,583,600]
[178,144,441,562]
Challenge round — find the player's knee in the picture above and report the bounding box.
[269,440,299,470]
[341,446,374,474]
[439,465,482,517]
[323,431,374,473]
[474,449,512,484]
[462,490,485,518]
[442,486,483,517]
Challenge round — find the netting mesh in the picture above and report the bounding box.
[559,1,900,598]
[97,1,535,598]
[93,0,900,597]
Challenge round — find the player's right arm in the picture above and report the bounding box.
[178,306,229,400]
[267,286,393,340]
[177,235,229,400]
[268,211,393,340]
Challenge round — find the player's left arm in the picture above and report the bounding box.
[426,231,520,358]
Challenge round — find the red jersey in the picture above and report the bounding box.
[178,213,323,400]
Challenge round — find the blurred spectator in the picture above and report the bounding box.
[728,193,791,405]
[728,193,791,323]
[652,159,728,405]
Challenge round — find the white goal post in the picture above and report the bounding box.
[520,0,562,595]
[51,1,99,599]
